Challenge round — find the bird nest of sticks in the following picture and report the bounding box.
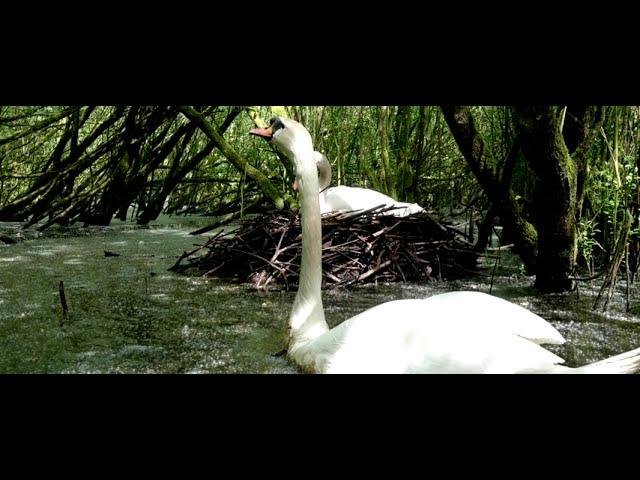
[169,205,479,289]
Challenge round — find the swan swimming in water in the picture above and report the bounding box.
[314,151,425,217]
[250,117,640,374]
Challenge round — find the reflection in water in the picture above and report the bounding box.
[1,216,640,373]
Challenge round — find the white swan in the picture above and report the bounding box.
[250,117,640,374]
[313,151,425,217]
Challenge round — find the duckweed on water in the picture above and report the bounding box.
[0,217,295,373]
[1,216,640,373]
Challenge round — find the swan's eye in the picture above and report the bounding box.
[269,117,286,133]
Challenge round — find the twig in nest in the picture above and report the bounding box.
[170,209,477,289]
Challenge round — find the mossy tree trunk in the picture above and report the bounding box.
[443,105,603,292]
[441,106,539,271]
[513,106,603,292]
[178,106,291,211]
[513,107,578,292]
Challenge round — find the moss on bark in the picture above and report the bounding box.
[178,106,287,210]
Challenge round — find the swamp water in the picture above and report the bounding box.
[1,216,640,374]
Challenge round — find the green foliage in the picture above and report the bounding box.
[0,106,500,223]
[576,105,640,270]
[577,215,602,272]
[591,156,637,226]
[2,104,640,284]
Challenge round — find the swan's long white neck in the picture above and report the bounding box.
[286,143,329,351]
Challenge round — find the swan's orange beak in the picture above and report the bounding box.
[292,179,299,191]
[249,125,274,140]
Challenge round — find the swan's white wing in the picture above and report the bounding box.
[303,292,566,374]
[320,186,424,217]
[386,202,425,217]
[321,186,397,213]
[419,291,566,345]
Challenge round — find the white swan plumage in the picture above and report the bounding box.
[250,117,640,374]
[314,151,425,217]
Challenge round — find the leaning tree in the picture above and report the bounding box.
[442,105,603,293]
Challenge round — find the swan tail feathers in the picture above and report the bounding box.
[564,346,640,374]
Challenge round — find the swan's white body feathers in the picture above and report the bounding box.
[289,292,569,374]
[319,185,425,217]
[313,153,424,217]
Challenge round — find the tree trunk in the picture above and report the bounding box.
[177,106,290,210]
[514,106,577,292]
[441,106,539,271]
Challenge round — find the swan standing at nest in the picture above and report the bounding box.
[250,117,640,374]
[314,151,425,217]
